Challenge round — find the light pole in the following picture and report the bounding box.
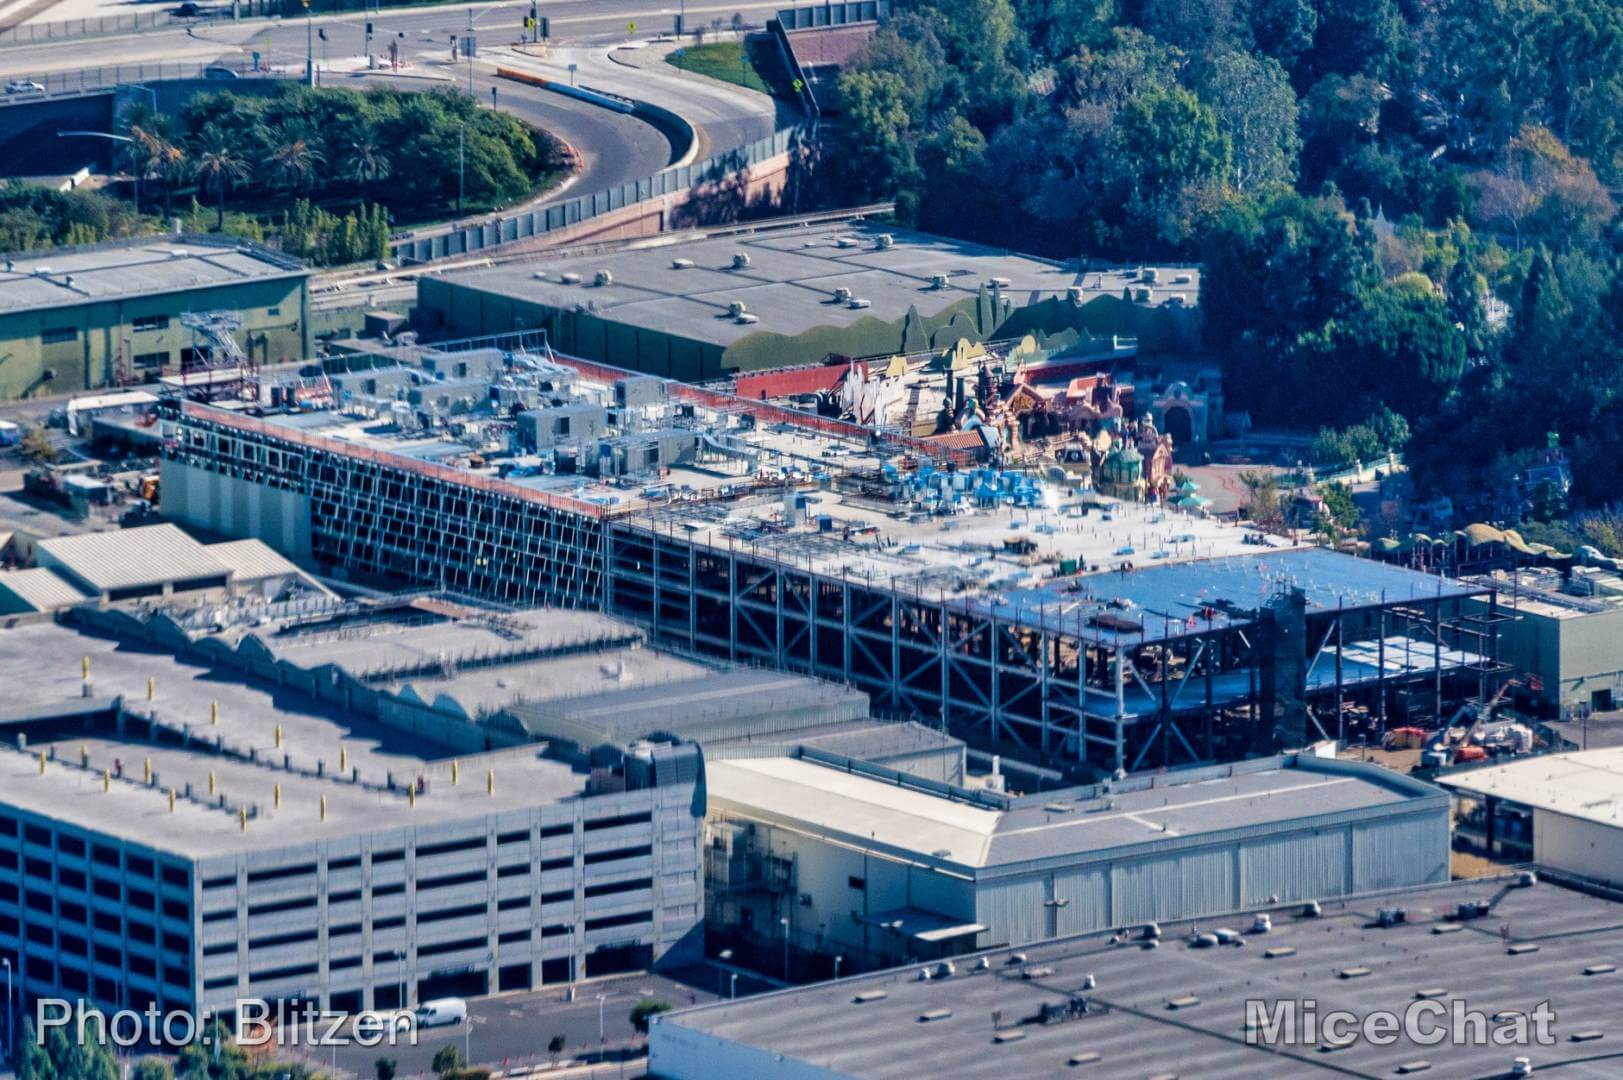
[833,955,843,980]
[3,957,12,1066]
[596,992,606,1047]
[303,0,314,87]
[716,949,732,997]
[394,949,405,1009]
[457,124,465,215]
[728,972,737,999]
[779,916,790,983]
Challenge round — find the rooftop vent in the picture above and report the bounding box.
[917,1008,951,1022]
[1251,914,1272,934]
[852,990,887,1004]
[1140,268,1159,283]
[1213,928,1240,945]
[671,257,694,269]
[1066,285,1085,303]
[33,266,52,276]
[1512,1058,1533,1077]
[834,236,859,248]
[1068,1052,1102,1066]
[1189,932,1218,948]
[1517,870,1538,887]
[559,271,583,285]
[930,272,951,289]
[731,252,751,269]
[874,233,894,249]
[1021,965,1054,979]
[1377,907,1407,928]
[1173,272,1193,284]
[1302,901,1322,918]
[735,313,759,324]
[594,270,614,287]
[832,286,853,303]
[728,300,747,318]
[1133,286,1154,302]
[987,276,1011,288]
[847,298,871,309]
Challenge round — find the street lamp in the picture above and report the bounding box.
[3,957,12,1066]
[779,916,790,983]
[303,0,315,87]
[716,949,733,997]
[728,972,737,999]
[394,949,406,1010]
[833,955,843,980]
[596,992,606,1046]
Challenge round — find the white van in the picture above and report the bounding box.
[413,998,468,1028]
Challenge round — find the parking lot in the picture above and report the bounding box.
[279,964,776,1078]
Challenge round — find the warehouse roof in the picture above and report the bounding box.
[706,753,1441,872]
[0,567,91,612]
[653,874,1623,1080]
[433,222,1198,350]
[205,539,304,584]
[0,235,308,315]
[37,524,229,593]
[1437,748,1623,827]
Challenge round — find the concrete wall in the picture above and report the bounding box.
[161,458,314,561]
[0,274,311,400]
[1474,598,1623,710]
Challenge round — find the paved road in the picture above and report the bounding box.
[275,965,776,1078]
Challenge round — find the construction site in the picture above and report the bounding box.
[148,329,1519,776]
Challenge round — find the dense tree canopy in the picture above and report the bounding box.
[825,0,1623,512]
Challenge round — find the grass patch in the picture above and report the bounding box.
[667,41,771,95]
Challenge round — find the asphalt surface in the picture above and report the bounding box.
[269,965,778,1079]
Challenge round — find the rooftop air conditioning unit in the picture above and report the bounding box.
[728,300,748,317]
[988,276,1011,288]
[594,270,614,287]
[1133,286,1153,303]
[930,272,950,289]
[671,257,694,270]
[1173,272,1193,284]
[735,313,759,324]
[834,236,859,248]
[848,298,871,309]
[559,271,583,285]
[731,252,751,269]
[832,286,853,303]
[1066,285,1085,303]
[874,233,894,249]
[1141,268,1160,283]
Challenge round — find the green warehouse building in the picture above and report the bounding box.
[0,236,311,400]
[417,222,1199,382]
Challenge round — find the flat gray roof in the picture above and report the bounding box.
[706,754,1439,871]
[0,236,308,316]
[37,524,228,593]
[655,875,1623,1079]
[433,222,1199,350]
[0,567,91,611]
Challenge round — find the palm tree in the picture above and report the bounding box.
[268,131,325,194]
[342,135,392,206]
[128,124,188,218]
[190,125,250,231]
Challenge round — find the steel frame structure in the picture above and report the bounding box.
[166,401,1501,773]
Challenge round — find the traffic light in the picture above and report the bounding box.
[540,15,550,39]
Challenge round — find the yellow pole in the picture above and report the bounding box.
[320,795,328,822]
[274,724,283,749]
[486,769,494,796]
[451,759,460,785]
[208,771,216,796]
[102,769,110,792]
[408,786,417,809]
[144,757,152,784]
[37,752,45,774]
[146,676,154,701]
[82,655,90,680]
[239,807,248,831]
[211,700,219,725]
[80,744,88,767]
[339,746,348,772]
[168,788,175,813]
[274,783,281,809]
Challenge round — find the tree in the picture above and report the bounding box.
[629,998,672,1035]
[1200,49,1300,191]
[189,124,250,230]
[269,129,325,193]
[1114,85,1231,245]
[20,424,56,464]
[343,134,393,205]
[432,1045,464,1077]
[132,1062,175,1080]
[1246,0,1317,72]
[832,70,918,203]
[1238,470,1287,532]
[547,1035,566,1063]
[374,1059,398,1080]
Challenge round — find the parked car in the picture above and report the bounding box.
[200,65,239,80]
[412,998,467,1028]
[174,2,210,15]
[4,79,45,95]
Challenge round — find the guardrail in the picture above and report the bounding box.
[773,0,890,30]
[391,125,800,264]
[0,59,279,102]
